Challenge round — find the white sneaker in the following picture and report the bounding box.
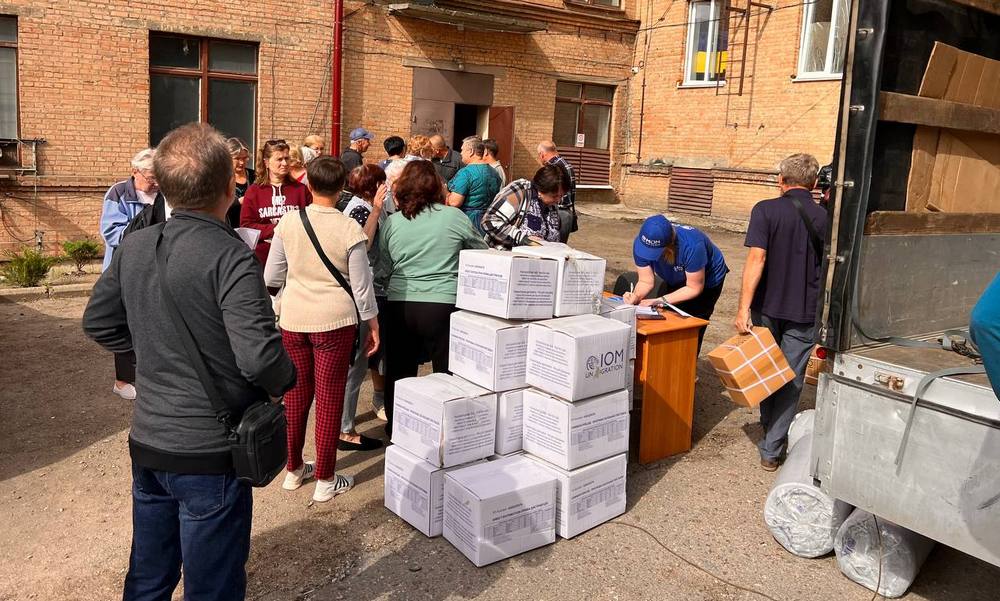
[375,407,387,422]
[313,473,354,502]
[282,461,316,490]
[113,382,137,400]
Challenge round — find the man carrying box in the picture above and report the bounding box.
[735,153,828,471]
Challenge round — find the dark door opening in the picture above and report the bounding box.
[453,104,489,148]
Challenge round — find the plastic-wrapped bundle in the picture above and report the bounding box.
[834,509,935,598]
[763,433,853,558]
[786,409,815,451]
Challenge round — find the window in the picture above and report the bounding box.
[683,0,728,85]
[798,0,848,78]
[0,16,17,140]
[553,82,614,151]
[149,33,258,151]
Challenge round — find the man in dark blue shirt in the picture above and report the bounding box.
[736,153,828,471]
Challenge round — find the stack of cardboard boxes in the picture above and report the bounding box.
[384,246,638,566]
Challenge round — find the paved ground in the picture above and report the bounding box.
[1,213,998,601]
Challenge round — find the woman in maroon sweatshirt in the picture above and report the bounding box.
[240,139,312,264]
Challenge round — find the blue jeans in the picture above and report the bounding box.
[753,312,816,462]
[123,464,252,601]
[342,316,371,433]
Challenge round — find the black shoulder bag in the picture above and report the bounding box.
[155,231,288,487]
[788,195,824,260]
[299,209,362,366]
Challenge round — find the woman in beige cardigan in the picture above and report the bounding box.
[264,156,380,503]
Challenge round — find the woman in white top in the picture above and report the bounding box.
[264,156,379,503]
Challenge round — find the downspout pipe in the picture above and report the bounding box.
[331,0,344,153]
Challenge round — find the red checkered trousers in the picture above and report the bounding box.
[281,325,357,480]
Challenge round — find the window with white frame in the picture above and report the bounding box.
[798,0,849,78]
[683,0,728,85]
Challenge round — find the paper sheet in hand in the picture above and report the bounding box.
[235,228,260,249]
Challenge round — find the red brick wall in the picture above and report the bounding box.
[0,0,635,253]
[619,0,841,221]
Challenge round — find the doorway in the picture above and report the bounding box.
[453,104,490,148]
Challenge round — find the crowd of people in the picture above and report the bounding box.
[89,119,846,599]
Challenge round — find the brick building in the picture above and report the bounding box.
[0,0,843,254]
[619,0,845,220]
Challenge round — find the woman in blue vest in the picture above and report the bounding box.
[618,215,729,352]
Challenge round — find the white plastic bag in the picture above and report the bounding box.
[786,409,815,451]
[764,433,853,558]
[834,509,935,598]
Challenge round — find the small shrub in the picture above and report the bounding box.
[63,238,102,274]
[2,248,58,287]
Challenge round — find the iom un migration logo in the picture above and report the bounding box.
[585,350,626,380]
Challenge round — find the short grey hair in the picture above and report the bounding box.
[462,136,485,157]
[130,148,156,172]
[537,141,557,155]
[778,153,820,188]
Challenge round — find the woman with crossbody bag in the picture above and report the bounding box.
[264,156,380,502]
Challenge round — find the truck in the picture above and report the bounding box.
[812,0,1000,567]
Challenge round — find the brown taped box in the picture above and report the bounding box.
[707,327,795,408]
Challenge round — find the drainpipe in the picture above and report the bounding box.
[331,0,345,153]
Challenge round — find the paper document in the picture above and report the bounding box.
[662,302,692,318]
[235,227,261,249]
[635,305,661,317]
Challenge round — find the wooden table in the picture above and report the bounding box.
[633,311,709,464]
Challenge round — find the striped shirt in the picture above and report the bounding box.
[482,179,561,250]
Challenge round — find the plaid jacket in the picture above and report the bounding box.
[548,155,577,210]
[482,179,561,250]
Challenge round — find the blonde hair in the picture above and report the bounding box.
[408,135,434,159]
[288,145,305,169]
[303,134,324,149]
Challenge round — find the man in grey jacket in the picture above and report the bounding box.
[83,123,296,601]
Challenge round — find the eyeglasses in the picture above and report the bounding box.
[264,139,287,147]
[136,170,157,184]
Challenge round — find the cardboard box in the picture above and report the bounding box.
[804,346,825,386]
[383,445,485,537]
[513,245,606,316]
[456,249,558,320]
[443,456,557,567]
[526,453,627,539]
[488,450,525,461]
[599,298,637,360]
[626,359,636,408]
[392,373,498,467]
[522,388,630,470]
[707,327,795,407]
[449,311,529,392]
[495,388,526,455]
[526,315,630,401]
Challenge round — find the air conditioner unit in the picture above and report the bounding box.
[0,139,18,168]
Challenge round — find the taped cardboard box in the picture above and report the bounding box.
[443,455,557,567]
[522,388,630,470]
[526,453,627,539]
[449,311,529,392]
[392,373,498,467]
[599,298,637,360]
[526,315,630,402]
[456,249,558,320]
[513,245,606,317]
[707,327,794,407]
[383,445,486,537]
[495,388,527,455]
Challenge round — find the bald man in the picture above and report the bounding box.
[430,135,464,182]
[537,141,577,243]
